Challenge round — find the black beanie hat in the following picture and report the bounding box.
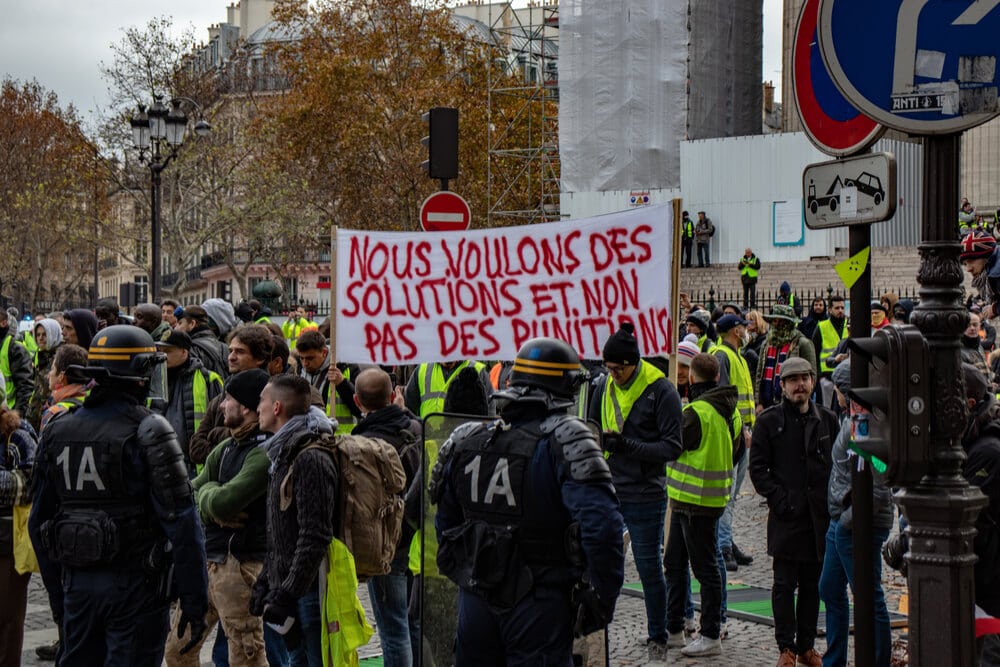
[602,322,641,365]
[225,369,271,411]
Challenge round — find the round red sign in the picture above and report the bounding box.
[419,191,471,232]
[793,0,883,157]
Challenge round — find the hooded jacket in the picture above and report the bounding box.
[63,309,99,350]
[201,299,238,340]
[826,417,893,530]
[671,382,740,517]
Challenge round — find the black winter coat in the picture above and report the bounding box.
[749,399,837,562]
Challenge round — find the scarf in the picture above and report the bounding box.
[260,405,335,472]
[760,343,792,407]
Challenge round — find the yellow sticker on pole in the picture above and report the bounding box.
[835,246,870,289]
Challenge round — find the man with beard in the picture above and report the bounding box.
[811,295,848,410]
[961,231,1000,320]
[797,298,827,341]
[754,305,817,414]
[749,357,837,667]
[165,370,271,666]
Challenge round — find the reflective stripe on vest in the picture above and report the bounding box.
[321,538,374,663]
[0,336,15,410]
[417,361,484,419]
[666,401,738,508]
[739,256,759,280]
[717,343,756,428]
[600,360,665,433]
[817,319,847,374]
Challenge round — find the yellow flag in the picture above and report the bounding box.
[835,247,870,289]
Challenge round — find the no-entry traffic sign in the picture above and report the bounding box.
[793,0,883,156]
[420,191,471,232]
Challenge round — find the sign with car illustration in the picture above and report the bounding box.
[802,152,897,229]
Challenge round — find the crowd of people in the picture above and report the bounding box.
[2,248,1000,667]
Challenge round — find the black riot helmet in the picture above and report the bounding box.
[509,337,586,399]
[71,325,167,396]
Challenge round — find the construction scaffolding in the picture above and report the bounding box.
[479,1,561,225]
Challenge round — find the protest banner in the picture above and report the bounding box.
[335,203,676,364]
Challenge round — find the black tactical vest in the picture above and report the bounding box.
[40,403,159,567]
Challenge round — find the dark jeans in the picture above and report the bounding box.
[369,571,413,667]
[0,556,29,666]
[697,243,710,267]
[61,568,170,666]
[454,585,574,667]
[621,499,668,642]
[682,240,694,267]
[819,520,891,667]
[742,282,757,310]
[288,588,322,667]
[664,511,722,639]
[772,557,822,654]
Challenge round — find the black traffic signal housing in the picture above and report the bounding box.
[421,107,459,181]
[846,325,930,486]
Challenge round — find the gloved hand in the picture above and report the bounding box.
[601,431,624,454]
[572,584,613,638]
[249,574,269,616]
[177,608,208,655]
[263,589,301,650]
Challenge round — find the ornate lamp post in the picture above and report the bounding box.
[129,95,210,300]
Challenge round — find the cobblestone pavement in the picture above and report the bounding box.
[20,483,908,666]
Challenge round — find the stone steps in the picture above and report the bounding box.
[679,246,973,307]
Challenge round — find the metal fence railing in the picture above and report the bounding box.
[685,285,922,316]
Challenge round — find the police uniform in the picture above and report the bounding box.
[431,338,625,666]
[28,326,209,666]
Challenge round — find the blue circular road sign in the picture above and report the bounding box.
[818,0,1000,134]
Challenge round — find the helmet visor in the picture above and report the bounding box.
[146,354,168,402]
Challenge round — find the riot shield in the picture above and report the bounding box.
[415,412,494,667]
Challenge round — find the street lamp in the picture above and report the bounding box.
[128,94,211,300]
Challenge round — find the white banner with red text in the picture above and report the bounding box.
[335,204,675,365]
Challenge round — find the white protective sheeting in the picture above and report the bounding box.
[559,0,689,193]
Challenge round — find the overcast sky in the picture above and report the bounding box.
[0,0,785,125]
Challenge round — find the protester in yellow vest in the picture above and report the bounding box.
[281,306,318,352]
[681,211,696,268]
[737,248,761,310]
[402,360,491,419]
[589,322,683,650]
[152,330,224,476]
[664,352,741,657]
[0,309,35,415]
[812,295,849,410]
[711,314,756,574]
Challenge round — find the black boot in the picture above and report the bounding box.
[722,546,738,572]
[732,543,753,566]
[35,639,59,661]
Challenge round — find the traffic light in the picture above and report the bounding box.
[421,107,459,181]
[845,325,930,486]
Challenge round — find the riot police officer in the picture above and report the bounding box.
[431,337,625,665]
[28,325,209,665]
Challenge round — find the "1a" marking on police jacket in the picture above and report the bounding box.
[463,455,516,506]
[55,446,107,491]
